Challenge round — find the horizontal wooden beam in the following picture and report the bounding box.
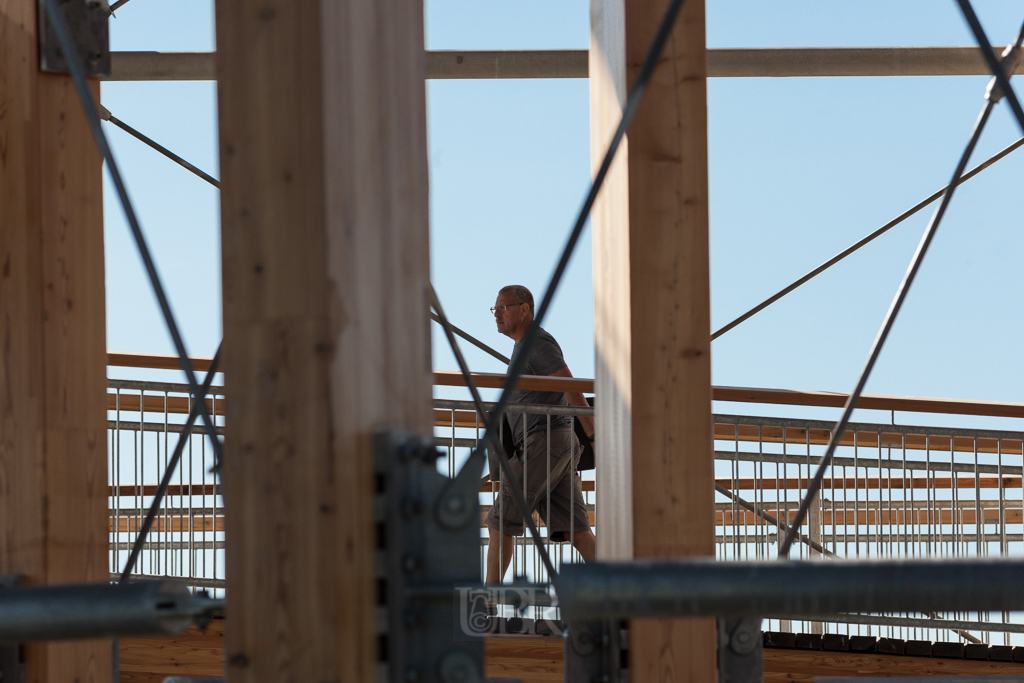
[108,353,1024,420]
[108,352,214,371]
[719,507,1022,527]
[101,47,1022,82]
[719,474,1023,491]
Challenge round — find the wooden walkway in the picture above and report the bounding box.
[118,620,1024,683]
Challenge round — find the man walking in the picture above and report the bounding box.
[484,285,596,583]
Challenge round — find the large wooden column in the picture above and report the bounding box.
[0,1,111,681]
[216,1,432,681]
[590,0,716,681]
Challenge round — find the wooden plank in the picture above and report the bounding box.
[715,385,1024,420]
[713,423,1024,456]
[116,629,1024,683]
[590,0,716,680]
[433,369,595,393]
[763,647,1024,681]
[717,475,1024,491]
[0,0,111,679]
[216,0,431,681]
[119,620,225,682]
[105,356,1024,422]
[486,638,563,683]
[109,483,219,497]
[717,507,1024,526]
[108,351,214,371]
[108,392,225,416]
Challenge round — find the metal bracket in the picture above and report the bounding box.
[0,576,25,683]
[375,432,484,683]
[563,619,626,683]
[38,0,111,77]
[718,617,763,683]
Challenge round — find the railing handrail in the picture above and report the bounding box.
[108,353,1024,420]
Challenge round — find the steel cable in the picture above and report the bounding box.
[957,2,1024,133]
[448,0,688,495]
[118,346,223,583]
[101,107,220,188]
[779,101,997,557]
[40,0,223,462]
[711,134,1024,341]
[779,15,1024,559]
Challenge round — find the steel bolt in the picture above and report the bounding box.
[444,495,466,515]
[401,554,421,574]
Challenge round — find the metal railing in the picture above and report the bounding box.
[108,380,226,594]
[106,379,1024,642]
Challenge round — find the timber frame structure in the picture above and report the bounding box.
[3,1,1024,682]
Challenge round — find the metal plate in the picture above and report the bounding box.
[38,0,111,77]
[375,433,484,683]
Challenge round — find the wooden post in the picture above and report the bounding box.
[0,1,110,680]
[590,0,716,681]
[215,0,432,681]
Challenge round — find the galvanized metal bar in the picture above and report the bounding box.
[100,107,220,188]
[558,558,1024,620]
[0,581,220,642]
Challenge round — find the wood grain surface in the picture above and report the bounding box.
[1,0,111,679]
[215,0,432,681]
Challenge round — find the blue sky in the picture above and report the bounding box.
[101,1,1024,426]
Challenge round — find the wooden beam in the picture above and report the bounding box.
[115,628,1024,683]
[108,351,215,371]
[0,0,110,680]
[101,47,1024,82]
[590,0,716,680]
[105,354,1024,421]
[215,0,431,681]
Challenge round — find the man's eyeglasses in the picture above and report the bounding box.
[490,302,524,314]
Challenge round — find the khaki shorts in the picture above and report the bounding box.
[484,426,591,540]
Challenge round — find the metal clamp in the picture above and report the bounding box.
[563,619,625,683]
[375,432,484,683]
[718,618,763,683]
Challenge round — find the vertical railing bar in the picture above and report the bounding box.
[854,431,860,560]
[974,436,982,557]
[546,414,551,587]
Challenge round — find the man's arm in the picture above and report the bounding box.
[549,365,595,439]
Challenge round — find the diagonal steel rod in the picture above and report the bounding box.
[119,346,223,583]
[429,311,509,364]
[715,483,835,558]
[41,0,222,461]
[717,482,981,642]
[779,99,996,558]
[101,107,220,188]
[956,1,1024,133]
[430,287,560,580]
[451,0,687,483]
[712,134,1024,341]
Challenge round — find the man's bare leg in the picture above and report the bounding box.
[572,529,596,562]
[486,526,515,584]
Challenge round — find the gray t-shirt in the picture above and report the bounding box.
[506,326,572,448]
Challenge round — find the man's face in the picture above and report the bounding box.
[494,291,528,339]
